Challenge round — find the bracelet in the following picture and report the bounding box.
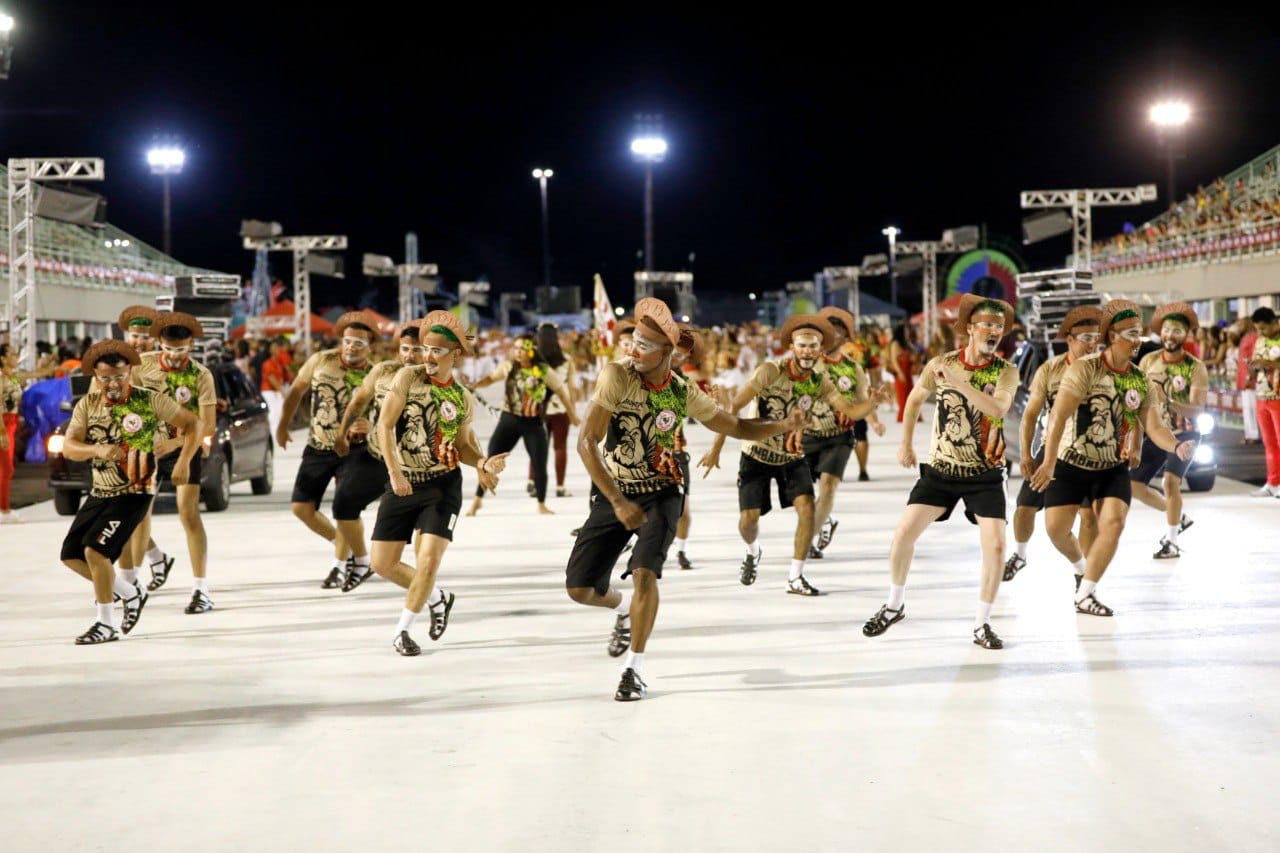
[478,456,489,474]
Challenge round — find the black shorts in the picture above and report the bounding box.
[332,447,388,520]
[1129,431,1198,484]
[803,431,856,480]
[852,419,868,441]
[60,494,155,562]
[1016,450,1093,510]
[907,464,1006,524]
[370,469,463,543]
[565,486,683,595]
[1045,461,1131,508]
[156,447,203,487]
[291,445,347,506]
[738,454,814,515]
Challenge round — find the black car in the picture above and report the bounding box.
[46,360,274,515]
[1003,339,1217,492]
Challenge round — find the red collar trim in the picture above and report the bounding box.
[1161,350,1188,364]
[958,350,993,370]
[161,357,190,373]
[109,385,133,405]
[1102,350,1130,375]
[822,352,844,364]
[340,356,367,371]
[786,360,812,381]
[427,374,455,388]
[642,372,673,391]
[1065,354,1074,366]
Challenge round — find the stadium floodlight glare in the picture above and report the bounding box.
[0,14,14,32]
[1150,101,1191,128]
[146,146,185,175]
[532,168,554,179]
[630,136,668,162]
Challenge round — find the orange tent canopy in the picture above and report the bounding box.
[910,292,965,325]
[230,300,335,339]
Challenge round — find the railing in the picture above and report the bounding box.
[1094,217,1280,276]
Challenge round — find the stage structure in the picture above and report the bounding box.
[1020,184,1156,270]
[4,158,104,370]
[361,253,438,325]
[242,224,346,354]
[634,270,694,321]
[895,228,978,345]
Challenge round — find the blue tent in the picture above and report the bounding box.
[843,291,906,319]
[20,376,71,462]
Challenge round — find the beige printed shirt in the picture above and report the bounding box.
[1056,352,1154,471]
[741,359,842,465]
[1138,350,1209,434]
[917,351,1019,478]
[68,387,185,497]
[387,366,475,482]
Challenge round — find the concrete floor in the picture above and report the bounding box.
[2,403,1277,851]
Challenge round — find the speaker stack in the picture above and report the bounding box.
[156,275,241,363]
[1016,269,1102,344]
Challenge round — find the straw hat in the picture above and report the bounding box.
[780,314,837,351]
[83,339,141,370]
[1055,306,1104,340]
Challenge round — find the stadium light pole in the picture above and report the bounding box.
[532,168,553,288]
[1150,100,1191,206]
[0,12,15,80]
[631,129,667,271]
[147,145,185,257]
[882,225,901,307]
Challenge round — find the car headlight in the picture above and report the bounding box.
[47,434,64,455]
[1193,444,1214,464]
[1195,413,1215,435]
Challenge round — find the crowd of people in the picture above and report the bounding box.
[4,292,1280,703]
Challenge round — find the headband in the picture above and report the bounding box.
[428,325,459,344]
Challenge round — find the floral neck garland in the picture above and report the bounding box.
[344,365,369,393]
[109,389,160,454]
[164,362,202,411]
[1163,357,1196,403]
[645,374,688,482]
[962,357,1008,430]
[789,364,822,407]
[429,380,467,447]
[1109,361,1149,441]
[826,357,861,399]
[517,364,548,416]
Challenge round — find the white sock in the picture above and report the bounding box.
[1071,558,1086,577]
[613,590,632,618]
[1015,541,1028,560]
[96,602,116,629]
[887,583,905,611]
[1166,526,1179,546]
[673,537,687,554]
[112,577,137,600]
[974,600,993,629]
[746,540,761,558]
[426,586,444,607]
[789,559,805,582]
[333,557,346,570]
[395,608,418,635]
[118,568,138,585]
[193,577,209,594]
[624,650,644,675]
[1077,579,1097,602]
[354,554,371,567]
[146,546,164,565]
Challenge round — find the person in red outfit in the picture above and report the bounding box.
[888,323,918,423]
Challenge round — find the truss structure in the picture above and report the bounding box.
[893,238,977,345]
[242,234,347,354]
[1020,184,1157,270]
[823,266,862,323]
[5,158,105,369]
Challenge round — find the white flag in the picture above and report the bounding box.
[592,274,615,348]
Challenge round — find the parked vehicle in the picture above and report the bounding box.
[47,361,274,515]
[1003,339,1217,492]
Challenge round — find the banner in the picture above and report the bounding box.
[592,274,614,350]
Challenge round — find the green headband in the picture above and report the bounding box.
[428,325,459,344]
[1162,313,1190,328]
[127,318,153,328]
[1111,309,1140,324]
[973,300,1006,317]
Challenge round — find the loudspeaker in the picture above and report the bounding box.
[34,184,107,227]
[1022,210,1073,245]
[535,286,581,314]
[173,274,241,300]
[155,295,235,318]
[305,252,344,278]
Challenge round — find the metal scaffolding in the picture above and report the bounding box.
[242,234,347,355]
[894,236,977,346]
[5,157,105,370]
[823,266,862,323]
[1020,184,1157,270]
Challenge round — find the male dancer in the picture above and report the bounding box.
[1004,306,1103,582]
[861,296,1019,649]
[58,341,201,643]
[373,312,507,655]
[115,305,175,587]
[332,322,427,592]
[1131,302,1208,558]
[277,311,378,587]
[567,298,807,700]
[132,312,218,613]
[1030,300,1196,616]
[700,313,886,595]
[803,306,885,559]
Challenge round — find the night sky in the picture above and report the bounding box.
[4,7,1277,315]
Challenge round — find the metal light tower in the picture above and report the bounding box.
[242,232,347,356]
[147,145,185,257]
[881,226,901,307]
[824,267,862,322]
[363,253,439,325]
[1020,184,1157,270]
[532,168,553,288]
[631,117,667,271]
[1150,100,1191,206]
[0,12,15,79]
[894,231,979,347]
[4,157,105,370]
